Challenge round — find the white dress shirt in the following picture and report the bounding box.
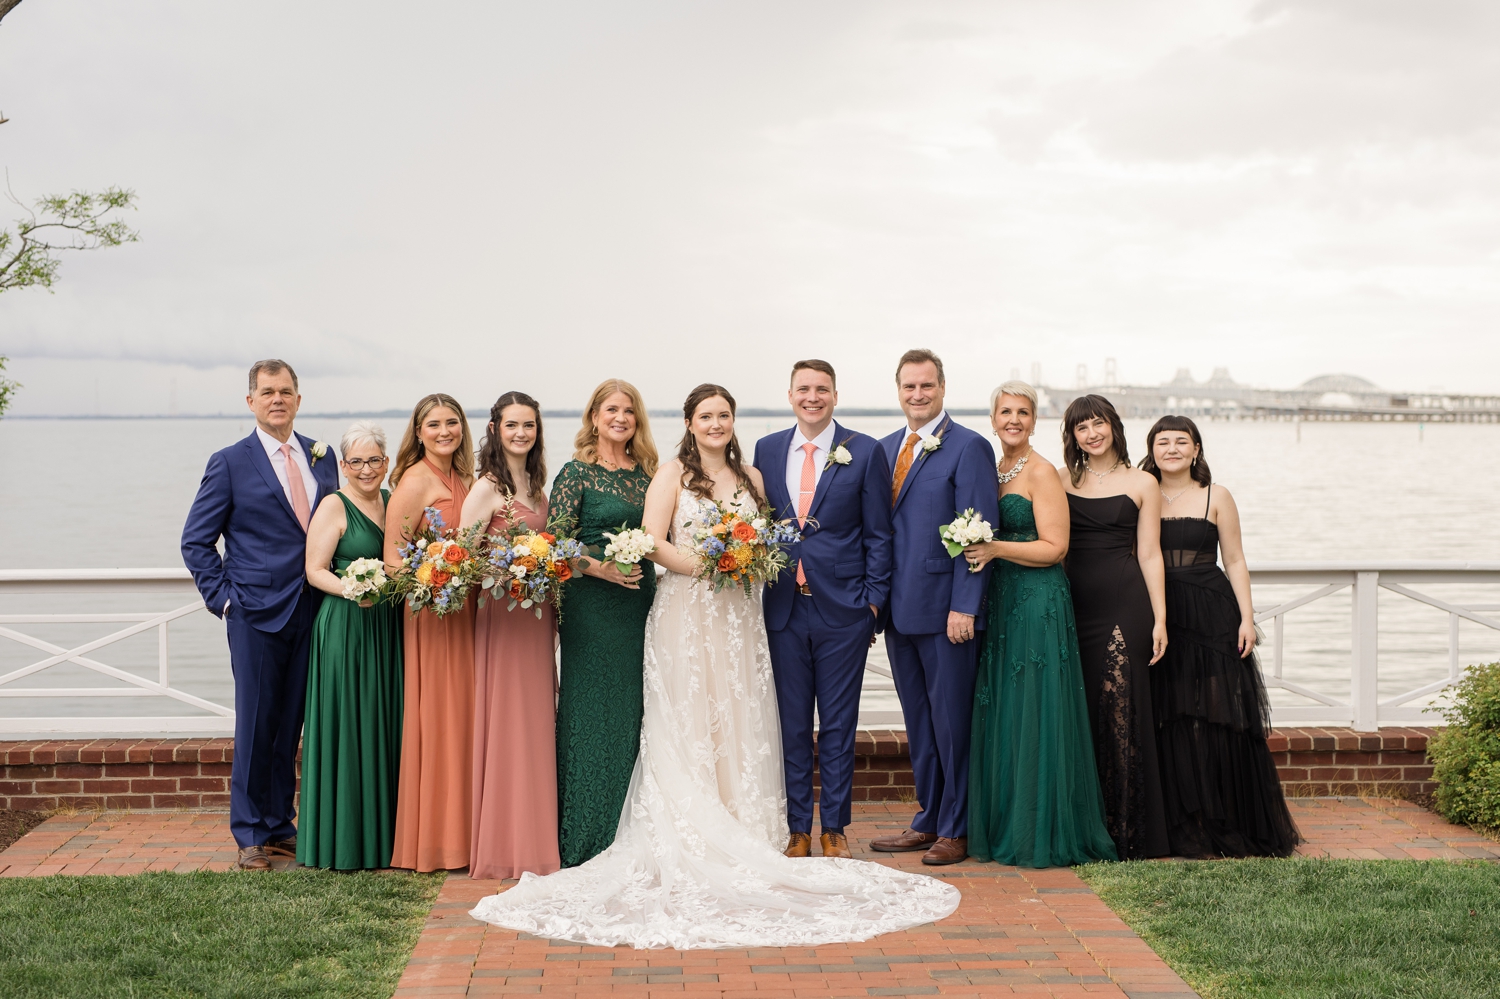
[896,411,948,476]
[785,422,837,512]
[255,426,319,509]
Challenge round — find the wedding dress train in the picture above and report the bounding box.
[469,490,959,949]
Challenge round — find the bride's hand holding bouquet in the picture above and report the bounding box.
[687,499,801,595]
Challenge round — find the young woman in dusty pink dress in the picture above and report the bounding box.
[384,393,476,872]
[461,391,561,879]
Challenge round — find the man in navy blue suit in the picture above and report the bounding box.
[181,359,338,870]
[869,349,999,865]
[753,359,893,859]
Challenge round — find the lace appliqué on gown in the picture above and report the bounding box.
[470,490,959,949]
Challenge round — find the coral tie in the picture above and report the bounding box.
[795,442,817,586]
[280,443,312,531]
[890,432,921,506]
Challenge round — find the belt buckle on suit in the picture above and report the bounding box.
[796,583,812,596]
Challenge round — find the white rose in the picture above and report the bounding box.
[919,434,942,453]
[830,445,852,465]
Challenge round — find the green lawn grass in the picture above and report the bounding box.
[1078,858,1500,999]
[0,870,442,999]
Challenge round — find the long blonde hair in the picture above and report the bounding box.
[573,379,658,477]
[391,393,475,488]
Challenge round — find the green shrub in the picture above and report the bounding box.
[1429,660,1500,830]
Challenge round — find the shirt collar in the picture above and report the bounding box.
[909,411,947,441]
[255,426,302,457]
[793,422,837,452]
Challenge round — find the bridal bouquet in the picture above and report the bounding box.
[338,557,389,602]
[480,502,587,618]
[940,508,994,572]
[390,507,487,616]
[602,526,655,573]
[688,500,802,595]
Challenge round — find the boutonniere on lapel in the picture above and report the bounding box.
[310,441,329,466]
[916,422,948,461]
[824,436,855,471]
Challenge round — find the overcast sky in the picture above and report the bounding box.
[1,0,1497,415]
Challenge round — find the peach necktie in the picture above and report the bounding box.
[795,442,817,586]
[890,432,921,506]
[280,443,312,531]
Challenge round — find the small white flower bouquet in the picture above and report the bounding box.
[602,526,656,573]
[339,557,389,601]
[939,509,994,570]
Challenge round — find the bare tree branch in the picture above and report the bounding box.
[0,0,24,27]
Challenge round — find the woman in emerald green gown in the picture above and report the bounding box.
[963,383,1116,868]
[298,422,404,870]
[553,380,660,868]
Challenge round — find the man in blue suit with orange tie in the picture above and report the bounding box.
[870,349,999,865]
[754,359,893,859]
[181,359,338,870]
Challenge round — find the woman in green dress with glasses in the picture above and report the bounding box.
[298,421,404,870]
[553,380,660,867]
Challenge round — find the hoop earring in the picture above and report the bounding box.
[591,424,599,438]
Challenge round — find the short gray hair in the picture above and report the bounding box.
[248,359,298,392]
[990,379,1038,413]
[340,420,387,458]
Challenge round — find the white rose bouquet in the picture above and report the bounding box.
[602,526,656,573]
[339,557,389,601]
[939,509,994,571]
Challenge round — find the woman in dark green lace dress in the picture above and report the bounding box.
[963,384,1116,868]
[298,423,404,870]
[554,380,660,867]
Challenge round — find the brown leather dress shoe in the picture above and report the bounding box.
[921,836,968,866]
[869,828,938,852]
[264,837,297,858]
[820,832,852,859]
[784,832,812,858]
[237,845,272,871]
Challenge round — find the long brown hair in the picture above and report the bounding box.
[1140,414,1212,486]
[1061,394,1128,486]
[572,378,659,477]
[476,391,546,500]
[391,393,475,488]
[677,383,762,505]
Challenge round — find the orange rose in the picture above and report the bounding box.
[711,522,729,537]
[540,531,556,543]
[731,521,756,543]
[431,568,453,586]
[716,553,738,573]
[554,560,573,581]
[509,580,523,599]
[443,545,467,564]
[519,555,539,571]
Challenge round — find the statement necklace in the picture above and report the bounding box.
[997,447,1032,485]
[1085,458,1121,483]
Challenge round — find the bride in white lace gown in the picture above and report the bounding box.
[469,384,959,949]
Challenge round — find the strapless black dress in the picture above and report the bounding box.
[1155,496,1300,857]
[1064,494,1170,860]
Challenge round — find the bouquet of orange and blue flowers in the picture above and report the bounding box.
[479,499,586,618]
[390,507,487,616]
[687,496,801,595]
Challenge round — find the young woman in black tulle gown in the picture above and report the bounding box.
[1143,416,1299,858]
[1058,395,1170,860]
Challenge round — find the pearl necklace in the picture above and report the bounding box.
[1085,458,1121,483]
[997,447,1032,485]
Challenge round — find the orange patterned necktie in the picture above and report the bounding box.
[890,432,921,506]
[795,442,817,586]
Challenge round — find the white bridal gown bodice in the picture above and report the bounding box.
[469,488,959,949]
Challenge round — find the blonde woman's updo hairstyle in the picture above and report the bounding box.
[573,378,659,477]
[390,392,475,488]
[990,379,1039,413]
[339,420,388,459]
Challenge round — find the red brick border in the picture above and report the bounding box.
[0,726,1441,811]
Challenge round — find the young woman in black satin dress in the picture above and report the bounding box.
[1143,416,1299,857]
[1057,394,1170,860]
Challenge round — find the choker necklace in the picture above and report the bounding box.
[1086,458,1121,482]
[997,447,1032,485]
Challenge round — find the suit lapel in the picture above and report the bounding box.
[245,433,301,528]
[893,415,951,514]
[297,431,335,508]
[805,421,847,523]
[764,428,798,521]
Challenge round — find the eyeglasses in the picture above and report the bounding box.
[342,456,389,470]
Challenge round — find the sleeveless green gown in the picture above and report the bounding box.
[968,493,1117,868]
[550,460,657,868]
[298,490,404,870]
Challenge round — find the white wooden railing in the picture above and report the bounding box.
[1,564,1497,736]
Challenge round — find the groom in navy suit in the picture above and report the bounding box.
[754,359,893,859]
[182,359,338,870]
[870,349,999,865]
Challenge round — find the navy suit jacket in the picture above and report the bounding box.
[181,431,338,633]
[881,417,1000,636]
[753,422,893,633]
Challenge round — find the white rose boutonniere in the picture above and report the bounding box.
[918,434,943,454]
[310,441,329,466]
[825,444,853,470]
